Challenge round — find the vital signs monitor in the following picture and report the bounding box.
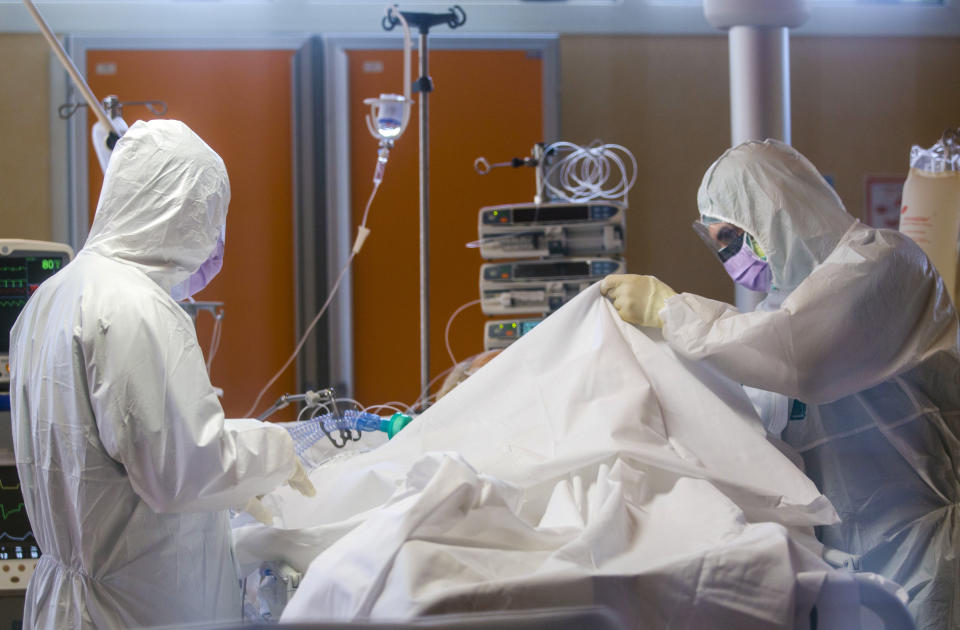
[1,240,74,395]
[0,239,72,592]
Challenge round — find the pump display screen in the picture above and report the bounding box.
[514,261,590,279]
[0,467,39,561]
[519,321,540,335]
[1,254,66,354]
[513,205,589,224]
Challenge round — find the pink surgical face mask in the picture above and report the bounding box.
[171,235,224,301]
[722,241,772,293]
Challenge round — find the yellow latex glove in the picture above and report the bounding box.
[236,497,274,526]
[288,459,316,498]
[600,274,677,328]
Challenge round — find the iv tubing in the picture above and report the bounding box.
[386,5,413,123]
[333,397,364,412]
[22,0,118,136]
[244,250,355,419]
[365,405,405,416]
[542,141,637,204]
[444,299,481,368]
[245,179,382,419]
[205,312,224,373]
[408,363,457,411]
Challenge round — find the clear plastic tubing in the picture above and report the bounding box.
[286,411,413,456]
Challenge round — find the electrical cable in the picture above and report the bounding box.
[408,363,458,411]
[308,404,331,422]
[376,400,416,413]
[334,398,364,412]
[415,297,503,410]
[296,404,314,423]
[205,312,224,373]
[363,403,407,416]
[444,298,481,368]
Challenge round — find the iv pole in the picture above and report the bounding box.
[383,6,467,405]
[21,0,119,140]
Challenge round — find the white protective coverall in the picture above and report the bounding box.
[9,120,300,628]
[661,139,960,629]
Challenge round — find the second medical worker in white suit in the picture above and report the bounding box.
[9,119,314,628]
[602,140,960,630]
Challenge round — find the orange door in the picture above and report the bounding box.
[86,49,297,420]
[347,48,544,406]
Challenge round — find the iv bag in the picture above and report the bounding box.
[898,130,960,306]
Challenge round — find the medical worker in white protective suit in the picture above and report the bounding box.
[8,119,315,629]
[601,139,960,630]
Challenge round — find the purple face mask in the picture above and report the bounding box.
[171,235,225,301]
[722,242,772,293]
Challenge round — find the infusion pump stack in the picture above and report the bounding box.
[480,203,627,349]
[479,203,627,350]
[0,239,73,626]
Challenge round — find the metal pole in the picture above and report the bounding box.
[728,25,790,312]
[417,31,431,403]
[22,0,118,136]
[704,0,807,313]
[729,26,790,146]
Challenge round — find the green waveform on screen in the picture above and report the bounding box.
[0,504,24,520]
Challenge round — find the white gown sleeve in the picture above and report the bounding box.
[662,226,958,405]
[84,293,297,513]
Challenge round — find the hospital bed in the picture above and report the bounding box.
[229,287,917,629]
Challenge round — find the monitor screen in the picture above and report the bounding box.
[519,320,541,335]
[0,466,39,561]
[512,205,589,224]
[1,254,67,354]
[514,261,590,279]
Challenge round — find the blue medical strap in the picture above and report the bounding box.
[789,399,807,421]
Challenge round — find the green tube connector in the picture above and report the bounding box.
[381,413,413,439]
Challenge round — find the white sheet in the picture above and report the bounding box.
[233,284,843,628]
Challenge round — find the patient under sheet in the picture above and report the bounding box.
[233,285,855,628]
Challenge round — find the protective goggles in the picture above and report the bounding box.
[692,220,744,263]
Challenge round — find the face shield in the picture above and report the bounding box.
[692,220,745,263]
[692,220,772,293]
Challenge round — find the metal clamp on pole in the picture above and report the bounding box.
[59,96,168,122]
[474,143,546,203]
[256,387,339,422]
[382,5,466,38]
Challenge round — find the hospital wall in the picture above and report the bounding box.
[3,33,960,305]
[0,34,51,241]
[561,34,960,302]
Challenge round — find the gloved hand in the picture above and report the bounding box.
[287,459,316,498]
[236,496,274,526]
[600,274,677,328]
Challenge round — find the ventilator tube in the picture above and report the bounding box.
[310,410,413,438]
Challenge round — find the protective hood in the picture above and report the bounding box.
[83,119,230,294]
[697,139,855,296]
